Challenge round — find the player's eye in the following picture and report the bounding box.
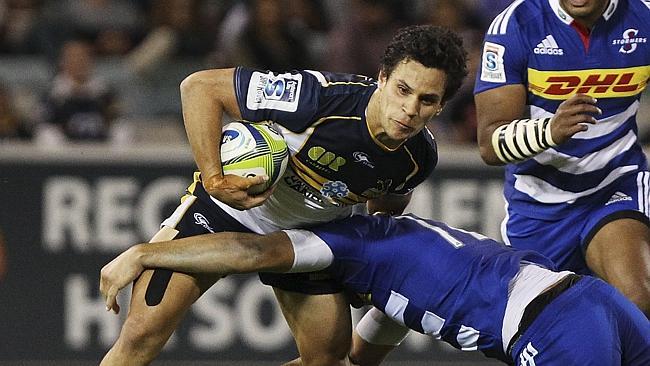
[398,86,409,95]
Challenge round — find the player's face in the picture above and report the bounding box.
[372,59,446,148]
[559,0,610,24]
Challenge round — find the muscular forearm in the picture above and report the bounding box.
[180,68,240,180]
[132,231,295,275]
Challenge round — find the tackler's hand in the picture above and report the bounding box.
[203,173,274,210]
[99,246,146,314]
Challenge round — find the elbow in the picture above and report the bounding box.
[478,143,504,166]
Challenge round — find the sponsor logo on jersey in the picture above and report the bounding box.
[527,66,650,99]
[320,180,349,199]
[353,151,375,168]
[612,28,646,54]
[246,71,302,112]
[193,213,215,233]
[519,342,539,366]
[606,191,633,205]
[480,42,506,83]
[533,35,564,55]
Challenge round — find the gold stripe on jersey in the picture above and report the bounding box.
[290,156,363,205]
[528,65,649,100]
[398,146,420,191]
[294,115,362,154]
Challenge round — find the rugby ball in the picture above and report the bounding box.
[221,121,289,194]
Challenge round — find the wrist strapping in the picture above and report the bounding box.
[491,118,557,163]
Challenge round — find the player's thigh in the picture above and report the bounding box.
[585,217,650,309]
[273,288,352,360]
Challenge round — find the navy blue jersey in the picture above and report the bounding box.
[474,0,650,219]
[199,67,438,233]
[307,214,554,360]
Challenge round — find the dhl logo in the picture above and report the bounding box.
[528,66,649,100]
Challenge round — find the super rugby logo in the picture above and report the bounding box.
[353,151,375,168]
[612,28,646,54]
[246,71,302,112]
[193,213,215,233]
[480,42,506,83]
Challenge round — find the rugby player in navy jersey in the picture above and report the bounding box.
[100,25,468,365]
[474,0,650,316]
[101,213,650,365]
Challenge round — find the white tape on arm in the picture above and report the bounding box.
[282,229,334,273]
[491,118,557,163]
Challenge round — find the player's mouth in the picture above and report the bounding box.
[567,0,589,7]
[392,119,413,132]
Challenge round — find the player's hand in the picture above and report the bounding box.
[549,94,601,145]
[203,174,274,210]
[99,246,145,314]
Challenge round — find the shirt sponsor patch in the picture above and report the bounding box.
[246,71,302,112]
[480,42,506,83]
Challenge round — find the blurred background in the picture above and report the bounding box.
[0,0,646,365]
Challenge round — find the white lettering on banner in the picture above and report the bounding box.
[408,179,505,240]
[237,278,290,349]
[190,277,292,351]
[43,176,187,253]
[96,178,138,250]
[190,277,238,350]
[64,274,125,349]
[43,177,92,252]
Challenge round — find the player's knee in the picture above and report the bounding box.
[117,314,172,355]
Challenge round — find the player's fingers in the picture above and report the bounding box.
[244,175,269,188]
[105,287,119,314]
[563,93,598,106]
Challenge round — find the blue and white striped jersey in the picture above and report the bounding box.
[305,214,554,362]
[474,0,650,219]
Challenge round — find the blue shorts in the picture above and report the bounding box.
[511,276,650,365]
[504,171,650,273]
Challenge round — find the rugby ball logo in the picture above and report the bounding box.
[221,121,289,194]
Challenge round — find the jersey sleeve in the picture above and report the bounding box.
[234,67,321,132]
[473,8,529,94]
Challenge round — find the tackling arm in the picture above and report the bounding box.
[99,231,295,313]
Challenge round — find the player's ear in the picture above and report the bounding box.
[378,70,387,89]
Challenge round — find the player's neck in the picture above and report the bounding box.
[560,0,610,30]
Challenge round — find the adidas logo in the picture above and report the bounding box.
[534,35,564,55]
[606,191,632,205]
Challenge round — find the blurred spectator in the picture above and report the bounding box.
[0,82,33,140]
[41,0,144,57]
[324,0,406,76]
[43,39,118,142]
[0,0,42,54]
[211,0,318,70]
[127,0,214,75]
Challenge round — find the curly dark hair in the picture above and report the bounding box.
[380,25,468,103]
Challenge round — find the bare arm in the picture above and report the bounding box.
[475,84,600,166]
[180,68,272,209]
[99,231,294,313]
[475,84,528,165]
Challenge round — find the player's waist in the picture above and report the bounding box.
[505,271,583,357]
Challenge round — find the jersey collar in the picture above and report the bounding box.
[548,0,618,25]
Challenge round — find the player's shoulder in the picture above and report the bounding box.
[485,0,545,37]
[630,0,650,15]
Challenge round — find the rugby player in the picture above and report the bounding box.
[101,213,650,365]
[474,0,650,316]
[100,25,468,365]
